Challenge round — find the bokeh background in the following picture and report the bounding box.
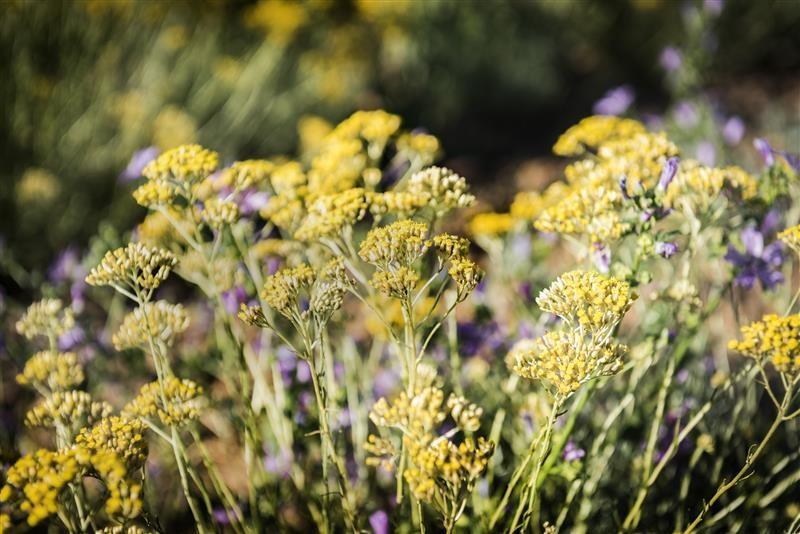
[1,0,799,291]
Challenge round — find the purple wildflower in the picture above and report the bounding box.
[725,222,785,290]
[237,189,270,215]
[655,241,679,259]
[674,101,699,128]
[58,327,85,351]
[221,286,248,315]
[703,0,724,15]
[754,138,775,167]
[592,85,635,116]
[370,510,389,534]
[696,141,716,166]
[658,157,680,192]
[296,361,311,384]
[263,448,292,478]
[722,116,745,146]
[659,47,683,72]
[562,441,586,462]
[120,147,159,182]
[619,174,630,200]
[593,245,611,274]
[212,508,231,526]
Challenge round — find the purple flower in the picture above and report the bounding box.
[703,0,724,15]
[296,361,311,383]
[370,510,389,534]
[725,222,785,290]
[655,241,678,258]
[619,174,630,200]
[49,247,82,284]
[722,116,745,146]
[593,245,611,273]
[562,441,585,462]
[658,156,680,192]
[221,286,248,315]
[120,147,159,182]
[457,320,504,358]
[593,85,635,116]
[659,47,683,72]
[696,141,716,166]
[373,368,399,399]
[58,327,85,351]
[674,101,699,128]
[754,138,775,167]
[237,189,270,215]
[263,448,292,478]
[212,508,231,526]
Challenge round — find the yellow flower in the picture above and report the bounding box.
[112,301,189,351]
[536,270,636,334]
[406,166,475,215]
[508,331,627,396]
[25,391,112,429]
[553,115,647,156]
[16,351,84,392]
[123,377,204,426]
[467,212,515,237]
[261,264,316,319]
[729,314,800,376]
[16,298,75,341]
[75,416,148,470]
[778,224,800,253]
[86,243,177,292]
[142,143,218,186]
[359,219,429,269]
[219,159,274,191]
[448,256,484,302]
[294,188,370,242]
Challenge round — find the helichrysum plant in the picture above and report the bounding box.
[5,109,800,533]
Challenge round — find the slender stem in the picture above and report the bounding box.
[683,383,794,533]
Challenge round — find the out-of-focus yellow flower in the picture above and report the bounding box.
[16,299,75,341]
[17,351,84,392]
[152,107,198,149]
[16,168,60,207]
[123,377,205,426]
[298,115,334,156]
[729,314,800,376]
[468,212,515,237]
[244,0,308,43]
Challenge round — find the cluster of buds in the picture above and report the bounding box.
[15,298,75,341]
[112,301,190,351]
[86,243,177,294]
[510,270,635,398]
[123,377,205,427]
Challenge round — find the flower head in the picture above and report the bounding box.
[16,299,75,341]
[25,391,112,429]
[86,243,177,292]
[729,314,800,376]
[75,416,148,470]
[123,377,204,426]
[16,351,84,392]
[112,301,190,350]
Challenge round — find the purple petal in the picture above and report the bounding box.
[593,245,611,273]
[659,47,683,72]
[655,241,678,258]
[754,138,775,167]
[762,242,785,266]
[760,269,784,290]
[724,245,747,267]
[658,157,681,192]
[119,146,160,183]
[722,116,745,146]
[370,511,389,534]
[593,85,635,116]
[674,101,699,128]
[761,210,781,235]
[740,226,764,257]
[695,141,716,167]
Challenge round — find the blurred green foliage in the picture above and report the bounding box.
[1,0,798,272]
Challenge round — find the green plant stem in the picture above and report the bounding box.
[509,397,561,533]
[683,380,795,534]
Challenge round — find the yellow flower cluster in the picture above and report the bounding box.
[15,298,75,341]
[359,219,430,268]
[16,351,84,392]
[25,390,112,429]
[123,377,205,426]
[368,191,430,218]
[553,115,647,156]
[448,256,484,302]
[662,159,758,210]
[510,270,634,397]
[406,166,476,215]
[90,450,143,520]
[397,132,441,167]
[86,243,177,292]
[508,331,627,396]
[112,301,190,351]
[134,144,219,208]
[367,387,494,518]
[294,188,370,241]
[218,159,274,191]
[142,144,219,185]
[75,416,149,470]
[309,258,350,321]
[467,212,515,237]
[536,270,637,333]
[728,314,800,376]
[431,233,471,259]
[778,224,800,253]
[0,449,82,526]
[200,197,240,229]
[404,436,494,503]
[260,264,316,319]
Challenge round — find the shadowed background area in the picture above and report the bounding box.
[1,0,799,276]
